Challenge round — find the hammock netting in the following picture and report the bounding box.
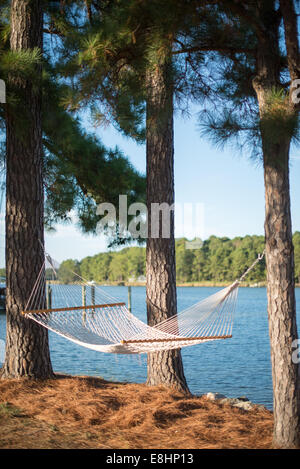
[22,252,264,354]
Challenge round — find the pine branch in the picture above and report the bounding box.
[173,39,255,56]
[43,27,65,37]
[220,1,266,40]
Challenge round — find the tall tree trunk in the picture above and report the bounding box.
[263,147,300,448]
[252,3,300,446]
[1,0,53,379]
[145,55,189,393]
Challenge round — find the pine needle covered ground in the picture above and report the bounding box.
[0,375,273,449]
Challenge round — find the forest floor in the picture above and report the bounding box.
[0,374,273,449]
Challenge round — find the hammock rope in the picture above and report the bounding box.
[22,250,264,354]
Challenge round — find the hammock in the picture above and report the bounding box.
[22,251,265,354]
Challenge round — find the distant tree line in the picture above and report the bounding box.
[54,233,300,285]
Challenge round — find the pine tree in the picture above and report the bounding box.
[193,0,300,448]
[1,0,53,379]
[0,0,145,378]
[0,4,146,236]
[42,74,145,234]
[252,0,300,448]
[53,0,193,393]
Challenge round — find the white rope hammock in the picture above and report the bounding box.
[22,251,265,354]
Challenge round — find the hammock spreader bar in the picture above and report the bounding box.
[121,334,232,344]
[22,302,126,315]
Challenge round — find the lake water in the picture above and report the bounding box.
[0,285,299,410]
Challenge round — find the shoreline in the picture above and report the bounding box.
[37,280,300,288]
[110,281,300,288]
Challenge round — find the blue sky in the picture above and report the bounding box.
[43,105,300,264]
[0,106,299,266]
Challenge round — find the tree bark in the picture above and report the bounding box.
[1,0,53,379]
[145,55,189,393]
[263,149,300,448]
[252,2,300,446]
[279,0,300,87]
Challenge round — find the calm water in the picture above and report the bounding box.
[0,285,300,410]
